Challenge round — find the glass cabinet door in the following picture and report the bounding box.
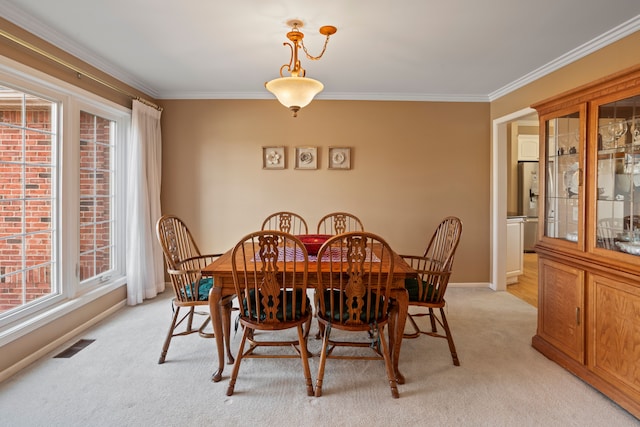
[543,109,583,244]
[594,94,640,256]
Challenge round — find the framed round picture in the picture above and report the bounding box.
[328,147,351,170]
[295,146,318,169]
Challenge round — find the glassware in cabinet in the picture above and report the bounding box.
[543,110,583,244]
[594,94,640,256]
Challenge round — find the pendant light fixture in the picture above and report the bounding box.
[265,20,337,117]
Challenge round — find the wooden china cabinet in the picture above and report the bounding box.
[532,65,640,418]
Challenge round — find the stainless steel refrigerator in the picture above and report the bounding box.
[518,161,539,252]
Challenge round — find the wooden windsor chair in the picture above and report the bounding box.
[226,230,314,396]
[155,214,235,365]
[316,212,364,235]
[261,211,309,235]
[314,231,399,398]
[401,216,463,366]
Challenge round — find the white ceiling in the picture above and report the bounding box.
[2,0,640,102]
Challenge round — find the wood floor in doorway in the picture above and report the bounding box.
[506,253,538,308]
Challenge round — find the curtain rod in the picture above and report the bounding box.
[0,28,163,112]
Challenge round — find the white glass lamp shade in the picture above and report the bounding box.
[265,76,324,109]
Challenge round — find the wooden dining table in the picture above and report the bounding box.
[203,243,415,384]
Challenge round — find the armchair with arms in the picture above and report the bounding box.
[156,215,235,365]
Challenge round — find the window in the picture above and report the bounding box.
[0,60,129,335]
[0,87,57,314]
[79,111,115,283]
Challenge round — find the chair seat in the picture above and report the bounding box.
[320,289,386,323]
[241,288,311,322]
[181,277,213,301]
[404,277,435,302]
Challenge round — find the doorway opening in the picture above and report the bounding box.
[491,107,539,308]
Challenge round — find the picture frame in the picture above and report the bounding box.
[328,146,351,170]
[295,146,318,170]
[262,146,286,169]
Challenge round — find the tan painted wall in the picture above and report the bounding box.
[160,99,491,283]
[160,32,640,286]
[0,16,638,376]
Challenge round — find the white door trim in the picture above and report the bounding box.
[491,107,537,291]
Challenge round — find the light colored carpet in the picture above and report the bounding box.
[0,288,637,426]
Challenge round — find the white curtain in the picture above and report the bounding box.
[126,99,164,305]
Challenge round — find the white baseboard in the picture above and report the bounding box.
[449,282,492,288]
[0,300,126,383]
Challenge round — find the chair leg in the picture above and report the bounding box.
[227,325,250,396]
[303,315,311,339]
[315,320,323,340]
[314,326,331,397]
[297,324,314,396]
[439,307,460,366]
[298,314,314,357]
[303,296,314,341]
[186,306,195,331]
[312,292,322,340]
[378,326,399,399]
[158,306,181,364]
[428,307,438,333]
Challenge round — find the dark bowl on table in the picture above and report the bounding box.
[297,234,332,256]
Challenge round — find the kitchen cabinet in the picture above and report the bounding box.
[517,134,539,161]
[531,65,640,418]
[506,217,524,284]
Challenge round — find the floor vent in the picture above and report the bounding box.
[54,339,95,358]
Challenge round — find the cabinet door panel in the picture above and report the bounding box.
[506,219,523,283]
[588,274,640,400]
[518,134,539,161]
[591,92,640,260]
[539,105,585,249]
[538,257,584,362]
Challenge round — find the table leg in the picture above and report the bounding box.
[209,287,225,382]
[389,288,408,385]
[221,299,235,365]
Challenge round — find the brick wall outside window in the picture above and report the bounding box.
[78,111,113,281]
[1,93,115,314]
[0,102,55,312]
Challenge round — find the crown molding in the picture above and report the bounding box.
[3,2,639,103]
[156,90,490,102]
[488,14,640,101]
[0,1,160,98]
